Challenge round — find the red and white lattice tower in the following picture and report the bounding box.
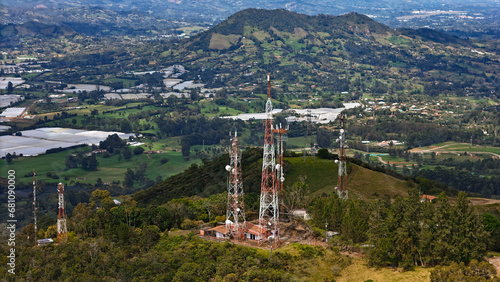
[335,114,348,200]
[57,182,68,243]
[259,73,279,244]
[225,130,246,239]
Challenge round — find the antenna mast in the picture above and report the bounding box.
[259,73,279,246]
[335,114,348,200]
[33,169,37,244]
[303,109,315,161]
[273,123,288,193]
[226,130,246,239]
[57,182,68,243]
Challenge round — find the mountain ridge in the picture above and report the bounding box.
[184,8,468,53]
[3,0,499,40]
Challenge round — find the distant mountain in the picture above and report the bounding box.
[0,5,177,36]
[3,0,499,38]
[182,8,469,53]
[163,8,497,101]
[212,9,392,36]
[186,9,394,51]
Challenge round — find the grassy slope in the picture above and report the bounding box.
[338,257,431,282]
[286,157,338,195]
[285,156,411,200]
[347,165,411,199]
[274,243,351,281]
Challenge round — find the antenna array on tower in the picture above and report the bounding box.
[226,130,246,239]
[335,114,348,200]
[259,73,279,246]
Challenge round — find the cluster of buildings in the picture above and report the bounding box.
[201,222,270,241]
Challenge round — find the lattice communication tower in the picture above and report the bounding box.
[225,130,246,239]
[57,182,68,243]
[259,73,279,245]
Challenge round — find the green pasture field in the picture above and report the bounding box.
[285,157,338,195]
[38,103,164,133]
[412,142,500,155]
[283,38,306,51]
[380,155,408,163]
[101,77,138,88]
[285,136,316,149]
[440,145,500,155]
[196,102,244,117]
[176,26,205,35]
[1,146,200,185]
[35,102,146,120]
[387,35,411,45]
[101,105,164,117]
[448,96,498,105]
[20,73,40,80]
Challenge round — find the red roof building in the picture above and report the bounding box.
[421,194,437,202]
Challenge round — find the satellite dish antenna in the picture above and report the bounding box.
[225,165,231,171]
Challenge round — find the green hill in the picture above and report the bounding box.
[276,156,413,200]
[171,8,497,100]
[184,8,471,52]
[186,9,394,51]
[133,148,433,206]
